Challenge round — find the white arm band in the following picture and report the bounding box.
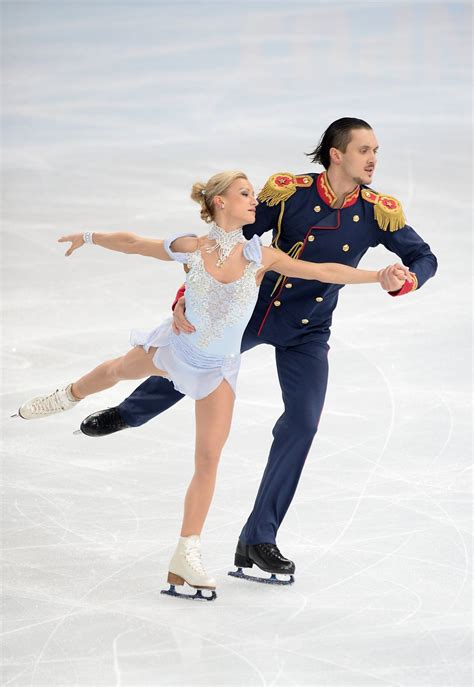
[83,231,94,244]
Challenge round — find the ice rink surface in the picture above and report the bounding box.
[1,1,472,685]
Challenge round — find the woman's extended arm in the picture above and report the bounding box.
[261,246,410,286]
[58,232,198,260]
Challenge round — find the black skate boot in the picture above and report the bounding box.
[228,540,295,585]
[78,407,129,437]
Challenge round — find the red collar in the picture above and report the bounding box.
[316,171,360,209]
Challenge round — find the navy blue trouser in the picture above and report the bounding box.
[118,327,329,545]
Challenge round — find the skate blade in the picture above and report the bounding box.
[11,413,20,418]
[228,567,295,586]
[160,584,217,601]
[73,429,83,435]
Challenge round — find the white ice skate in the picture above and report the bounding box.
[161,535,217,601]
[14,384,81,420]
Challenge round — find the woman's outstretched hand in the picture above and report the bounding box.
[58,234,85,256]
[377,263,411,291]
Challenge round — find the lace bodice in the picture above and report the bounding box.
[164,232,262,355]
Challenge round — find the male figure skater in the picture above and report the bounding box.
[80,118,438,582]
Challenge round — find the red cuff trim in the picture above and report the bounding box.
[171,284,186,310]
[389,273,418,297]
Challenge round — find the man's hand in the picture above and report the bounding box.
[378,263,411,292]
[172,297,195,335]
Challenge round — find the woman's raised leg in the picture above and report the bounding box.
[71,346,165,399]
[17,346,166,419]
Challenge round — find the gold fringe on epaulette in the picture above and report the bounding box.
[362,189,406,232]
[258,177,297,207]
[373,203,406,232]
[259,185,296,207]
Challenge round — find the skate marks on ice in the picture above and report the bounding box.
[270,339,471,685]
[2,327,470,685]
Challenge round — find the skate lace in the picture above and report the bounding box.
[183,541,206,574]
[261,543,283,560]
[31,389,66,414]
[97,409,124,430]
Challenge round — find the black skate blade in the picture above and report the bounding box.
[160,584,217,601]
[228,567,295,586]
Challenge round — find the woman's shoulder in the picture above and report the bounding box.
[242,234,263,265]
[169,235,202,253]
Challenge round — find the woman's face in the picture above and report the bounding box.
[218,178,258,225]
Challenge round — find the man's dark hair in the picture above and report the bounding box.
[307,117,372,169]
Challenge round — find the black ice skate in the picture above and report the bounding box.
[228,540,295,585]
[75,407,129,436]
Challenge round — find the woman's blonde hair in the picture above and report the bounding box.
[191,170,248,223]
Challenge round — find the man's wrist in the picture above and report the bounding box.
[389,273,418,297]
[171,286,186,311]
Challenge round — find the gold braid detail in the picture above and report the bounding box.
[270,241,304,296]
[271,201,286,249]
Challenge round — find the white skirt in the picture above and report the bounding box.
[130,317,240,400]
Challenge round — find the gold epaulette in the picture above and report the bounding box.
[258,172,313,207]
[361,188,406,232]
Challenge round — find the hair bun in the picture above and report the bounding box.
[190,170,248,224]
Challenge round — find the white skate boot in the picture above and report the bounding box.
[161,535,217,601]
[15,384,81,420]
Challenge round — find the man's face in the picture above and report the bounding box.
[337,128,379,186]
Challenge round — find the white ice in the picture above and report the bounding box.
[1,1,472,686]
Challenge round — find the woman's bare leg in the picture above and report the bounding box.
[71,346,165,399]
[180,380,235,537]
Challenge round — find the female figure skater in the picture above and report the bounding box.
[16,171,409,599]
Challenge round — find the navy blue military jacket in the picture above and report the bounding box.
[242,171,438,347]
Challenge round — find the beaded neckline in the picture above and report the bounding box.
[205,222,246,267]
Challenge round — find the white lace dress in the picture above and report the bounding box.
[130,232,262,400]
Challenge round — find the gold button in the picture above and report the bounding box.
[285,283,293,289]
[274,300,281,307]
[301,318,309,325]
[315,296,323,302]
[303,178,309,184]
[353,214,360,222]
[342,244,350,252]
[308,235,315,242]
[314,205,321,213]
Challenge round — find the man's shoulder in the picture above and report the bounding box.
[360,185,406,232]
[258,171,316,207]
